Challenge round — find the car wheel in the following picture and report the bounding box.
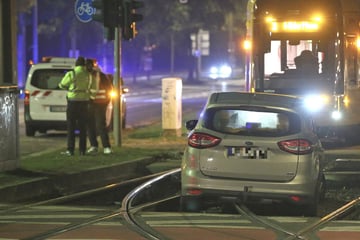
[25,125,36,137]
[318,173,327,202]
[302,174,326,217]
[221,202,237,214]
[302,202,318,217]
[291,199,318,217]
[180,196,203,212]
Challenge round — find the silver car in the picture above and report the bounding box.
[181,92,326,216]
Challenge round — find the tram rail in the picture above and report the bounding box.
[1,171,168,240]
[120,169,360,240]
[1,166,359,240]
[121,168,181,240]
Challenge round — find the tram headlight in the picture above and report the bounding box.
[343,95,350,107]
[303,94,330,112]
[331,110,342,120]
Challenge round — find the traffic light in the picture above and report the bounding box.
[92,0,122,28]
[104,27,115,41]
[122,0,144,40]
[92,0,105,23]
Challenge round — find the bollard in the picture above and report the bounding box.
[161,78,182,137]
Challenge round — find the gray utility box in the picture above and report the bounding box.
[0,85,19,171]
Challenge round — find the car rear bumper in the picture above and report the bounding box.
[25,119,67,131]
[181,171,317,205]
[182,188,315,205]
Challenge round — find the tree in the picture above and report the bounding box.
[129,0,248,74]
[16,0,248,83]
[16,0,36,87]
[138,0,247,81]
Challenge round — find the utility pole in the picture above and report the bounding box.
[91,0,144,147]
[0,0,19,172]
[1,0,17,85]
[32,0,38,63]
[113,27,122,146]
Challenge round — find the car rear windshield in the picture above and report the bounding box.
[203,107,301,137]
[31,69,71,90]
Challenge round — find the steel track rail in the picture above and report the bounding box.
[120,168,181,240]
[234,203,300,239]
[1,171,164,215]
[6,167,359,240]
[235,197,360,239]
[121,168,360,240]
[284,196,360,240]
[20,211,122,240]
[1,171,170,240]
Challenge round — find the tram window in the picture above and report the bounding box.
[289,40,300,45]
[318,41,326,52]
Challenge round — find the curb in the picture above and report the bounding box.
[0,157,156,203]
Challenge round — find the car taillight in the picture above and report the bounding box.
[188,132,221,149]
[278,139,313,155]
[187,189,202,195]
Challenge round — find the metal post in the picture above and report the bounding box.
[32,0,38,63]
[0,0,19,171]
[113,27,122,147]
[196,29,202,81]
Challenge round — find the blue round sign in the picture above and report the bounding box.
[74,0,95,23]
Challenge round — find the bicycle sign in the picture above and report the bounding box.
[74,0,95,23]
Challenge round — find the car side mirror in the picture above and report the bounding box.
[185,120,198,130]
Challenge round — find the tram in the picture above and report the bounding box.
[244,0,360,143]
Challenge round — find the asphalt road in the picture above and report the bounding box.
[1,204,360,240]
[18,78,244,157]
[10,77,360,240]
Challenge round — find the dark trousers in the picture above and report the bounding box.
[87,101,111,148]
[66,100,89,154]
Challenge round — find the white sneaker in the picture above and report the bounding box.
[87,146,98,154]
[104,147,112,154]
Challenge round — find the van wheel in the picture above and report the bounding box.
[25,126,35,137]
[122,113,126,129]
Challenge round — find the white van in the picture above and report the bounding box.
[24,57,127,136]
[24,57,75,136]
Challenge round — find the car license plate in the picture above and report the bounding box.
[227,147,268,159]
[50,106,67,112]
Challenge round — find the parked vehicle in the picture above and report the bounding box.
[181,92,326,216]
[208,63,232,79]
[24,57,127,136]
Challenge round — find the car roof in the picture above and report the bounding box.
[206,92,303,110]
[29,57,76,70]
[41,57,76,64]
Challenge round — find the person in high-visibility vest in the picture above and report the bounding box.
[58,56,92,156]
[86,59,113,154]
